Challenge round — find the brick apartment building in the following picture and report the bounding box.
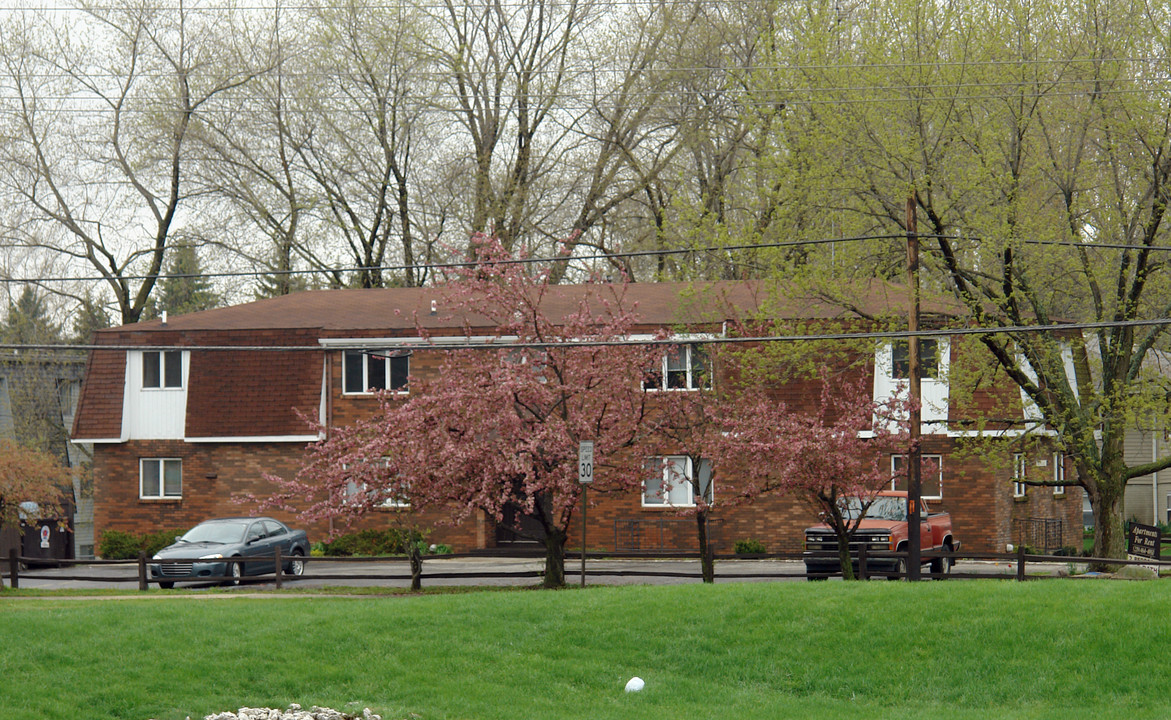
[70,281,1083,556]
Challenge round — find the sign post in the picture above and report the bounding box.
[578,441,594,588]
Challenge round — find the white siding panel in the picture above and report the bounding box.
[124,351,187,440]
[873,339,950,433]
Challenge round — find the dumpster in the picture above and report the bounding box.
[19,517,74,566]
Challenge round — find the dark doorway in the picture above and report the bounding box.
[495,501,547,545]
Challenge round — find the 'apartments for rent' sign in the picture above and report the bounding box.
[1127,523,1161,574]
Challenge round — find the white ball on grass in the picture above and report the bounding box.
[625,676,645,693]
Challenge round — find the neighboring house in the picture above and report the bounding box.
[70,283,1082,556]
[0,350,93,560]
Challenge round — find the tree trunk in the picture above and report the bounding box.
[1090,482,1126,571]
[697,509,714,584]
[543,528,567,588]
[835,528,856,581]
[408,543,423,592]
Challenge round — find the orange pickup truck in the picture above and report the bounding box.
[803,491,960,579]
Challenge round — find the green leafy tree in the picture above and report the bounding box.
[762,0,1171,561]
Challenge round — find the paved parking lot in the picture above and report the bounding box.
[2,555,1041,592]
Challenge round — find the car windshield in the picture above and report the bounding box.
[844,496,906,521]
[180,521,248,545]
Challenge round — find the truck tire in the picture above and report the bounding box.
[889,555,908,581]
[931,543,953,577]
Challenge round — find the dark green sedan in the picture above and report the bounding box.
[149,517,310,588]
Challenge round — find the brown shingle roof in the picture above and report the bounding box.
[98,279,937,336]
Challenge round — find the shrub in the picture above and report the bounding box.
[99,528,185,560]
[734,538,767,555]
[323,528,427,557]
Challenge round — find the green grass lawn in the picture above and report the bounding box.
[2,580,1168,719]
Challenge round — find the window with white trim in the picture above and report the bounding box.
[891,339,939,379]
[343,458,410,508]
[1053,453,1065,496]
[143,350,183,389]
[891,454,943,500]
[1013,453,1027,498]
[140,458,182,499]
[643,456,712,507]
[645,344,710,391]
[343,350,409,394]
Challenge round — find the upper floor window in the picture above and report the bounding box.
[645,344,710,391]
[344,350,409,394]
[891,339,939,379]
[143,350,183,389]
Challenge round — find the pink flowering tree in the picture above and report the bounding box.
[262,235,661,587]
[716,367,914,580]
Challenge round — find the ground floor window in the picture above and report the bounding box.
[140,458,182,499]
[890,454,943,500]
[343,458,409,508]
[1013,453,1027,498]
[1053,453,1065,496]
[643,456,712,507]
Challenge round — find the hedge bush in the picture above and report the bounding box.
[323,528,453,557]
[99,528,185,560]
[734,538,767,555]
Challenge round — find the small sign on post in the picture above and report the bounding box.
[578,441,594,484]
[578,440,594,588]
[1127,522,1161,574]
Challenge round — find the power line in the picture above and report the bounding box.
[1,232,1164,286]
[0,234,908,284]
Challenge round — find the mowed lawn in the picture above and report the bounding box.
[2,580,1168,720]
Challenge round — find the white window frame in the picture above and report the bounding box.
[140,458,182,499]
[890,338,940,380]
[342,349,409,395]
[1013,453,1027,498]
[142,350,183,389]
[1053,452,1065,496]
[645,344,710,391]
[890,454,944,501]
[642,455,712,508]
[343,458,410,508]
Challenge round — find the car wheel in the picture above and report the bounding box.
[158,581,174,589]
[226,558,242,586]
[287,550,305,577]
[931,544,953,578]
[889,556,908,581]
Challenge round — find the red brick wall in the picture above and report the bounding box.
[91,439,483,554]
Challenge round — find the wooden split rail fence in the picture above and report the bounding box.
[2,545,1166,590]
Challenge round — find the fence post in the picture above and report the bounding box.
[274,546,283,590]
[1016,543,1026,582]
[8,548,19,589]
[138,551,148,591]
[858,544,868,581]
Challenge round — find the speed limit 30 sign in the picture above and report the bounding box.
[578,441,594,484]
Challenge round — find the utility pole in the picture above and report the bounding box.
[906,194,922,581]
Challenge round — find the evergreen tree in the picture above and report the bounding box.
[145,243,220,320]
[1,286,62,345]
[71,291,112,344]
